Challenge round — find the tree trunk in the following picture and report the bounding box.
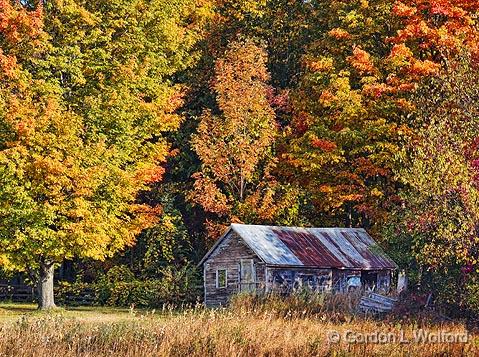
[37,261,56,310]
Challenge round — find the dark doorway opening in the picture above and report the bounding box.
[361,271,378,289]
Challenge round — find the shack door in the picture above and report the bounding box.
[361,271,378,290]
[240,259,256,292]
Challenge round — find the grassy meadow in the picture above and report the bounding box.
[0,299,477,357]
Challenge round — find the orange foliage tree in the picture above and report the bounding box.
[190,38,299,239]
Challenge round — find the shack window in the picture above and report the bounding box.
[240,259,255,283]
[216,269,227,288]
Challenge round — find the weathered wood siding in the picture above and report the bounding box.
[203,231,264,307]
[202,231,394,307]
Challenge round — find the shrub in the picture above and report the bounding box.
[56,264,202,307]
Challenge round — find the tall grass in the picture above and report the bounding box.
[0,302,476,357]
[229,291,362,320]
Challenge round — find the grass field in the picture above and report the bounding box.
[0,302,477,356]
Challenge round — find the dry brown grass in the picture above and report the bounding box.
[0,302,476,356]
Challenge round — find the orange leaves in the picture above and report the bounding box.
[328,28,351,40]
[213,39,271,119]
[135,165,166,185]
[0,49,18,79]
[0,0,44,46]
[388,43,439,81]
[388,43,413,64]
[347,47,376,75]
[190,174,231,216]
[319,90,335,106]
[391,0,479,57]
[409,59,440,77]
[362,83,393,98]
[305,56,334,73]
[190,39,284,235]
[128,204,163,236]
[392,2,417,17]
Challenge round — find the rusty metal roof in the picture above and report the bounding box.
[200,224,397,270]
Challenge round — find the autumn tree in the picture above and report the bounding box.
[0,0,209,309]
[279,0,479,230]
[385,57,479,314]
[190,38,299,239]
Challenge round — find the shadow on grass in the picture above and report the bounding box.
[65,305,131,314]
[0,302,126,318]
[0,303,37,314]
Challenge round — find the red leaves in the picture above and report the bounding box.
[292,111,313,135]
[354,158,390,178]
[310,137,337,152]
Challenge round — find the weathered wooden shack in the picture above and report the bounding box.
[199,224,397,307]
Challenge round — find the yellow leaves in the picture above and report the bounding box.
[387,43,413,69]
[360,0,369,9]
[342,10,363,30]
[0,254,16,272]
[305,56,334,73]
[370,188,384,198]
[220,0,267,22]
[0,0,210,274]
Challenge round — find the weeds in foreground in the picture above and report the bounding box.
[229,291,363,321]
[0,299,476,357]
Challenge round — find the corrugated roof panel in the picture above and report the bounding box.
[273,229,344,267]
[351,230,395,269]
[229,224,397,270]
[231,224,303,266]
